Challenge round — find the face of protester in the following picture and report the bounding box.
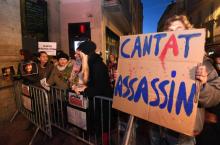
[74,51,81,60]
[39,53,48,65]
[20,52,25,60]
[58,58,68,67]
[109,54,115,63]
[167,20,186,31]
[75,49,85,59]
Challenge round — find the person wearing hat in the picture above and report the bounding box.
[73,40,113,145]
[73,40,113,98]
[43,51,72,90]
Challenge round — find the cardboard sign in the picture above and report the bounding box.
[22,95,32,111]
[22,84,30,96]
[68,92,88,109]
[38,42,57,56]
[112,29,205,136]
[67,106,87,130]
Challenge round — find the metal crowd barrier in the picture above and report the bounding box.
[49,86,94,145]
[93,96,121,145]
[11,81,52,145]
[49,86,127,145]
[11,83,129,145]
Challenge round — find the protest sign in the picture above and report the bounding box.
[38,42,57,56]
[112,29,205,136]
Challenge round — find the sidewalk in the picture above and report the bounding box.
[0,114,85,145]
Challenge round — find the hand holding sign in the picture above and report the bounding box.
[196,64,208,85]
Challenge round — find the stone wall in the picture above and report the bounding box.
[0,0,22,122]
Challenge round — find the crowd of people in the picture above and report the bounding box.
[18,41,114,99]
[15,14,220,145]
[17,40,115,145]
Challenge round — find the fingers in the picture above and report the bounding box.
[195,65,208,85]
[71,85,86,95]
[196,65,207,76]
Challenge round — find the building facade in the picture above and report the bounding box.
[0,0,143,122]
[58,0,143,62]
[158,0,220,52]
[185,0,220,51]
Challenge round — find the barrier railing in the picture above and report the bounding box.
[11,81,52,145]
[49,86,94,145]
[11,83,129,145]
[93,96,121,145]
[49,87,126,145]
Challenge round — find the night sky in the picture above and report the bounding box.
[141,0,173,34]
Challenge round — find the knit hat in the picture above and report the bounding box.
[77,40,96,55]
[57,52,69,60]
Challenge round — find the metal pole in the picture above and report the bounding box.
[122,115,135,145]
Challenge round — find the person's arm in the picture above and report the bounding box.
[81,54,89,84]
[199,76,220,107]
[198,58,220,107]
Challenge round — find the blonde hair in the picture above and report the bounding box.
[163,15,193,31]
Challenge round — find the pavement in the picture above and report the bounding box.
[0,113,150,145]
[0,114,85,145]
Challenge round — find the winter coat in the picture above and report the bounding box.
[38,62,54,80]
[84,53,113,98]
[83,53,113,133]
[47,62,72,90]
[195,56,220,134]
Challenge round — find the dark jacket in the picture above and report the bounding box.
[38,62,54,80]
[84,53,113,133]
[84,53,113,98]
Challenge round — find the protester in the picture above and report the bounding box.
[43,51,72,90]
[196,50,220,145]
[72,40,113,145]
[148,15,220,145]
[37,51,54,81]
[69,51,84,91]
[73,40,113,97]
[107,54,118,87]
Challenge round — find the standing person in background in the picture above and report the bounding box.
[213,51,220,75]
[37,51,54,82]
[149,15,220,145]
[69,51,85,91]
[18,49,39,85]
[72,40,113,145]
[107,54,118,87]
[44,51,72,90]
[196,50,220,145]
[73,40,112,98]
